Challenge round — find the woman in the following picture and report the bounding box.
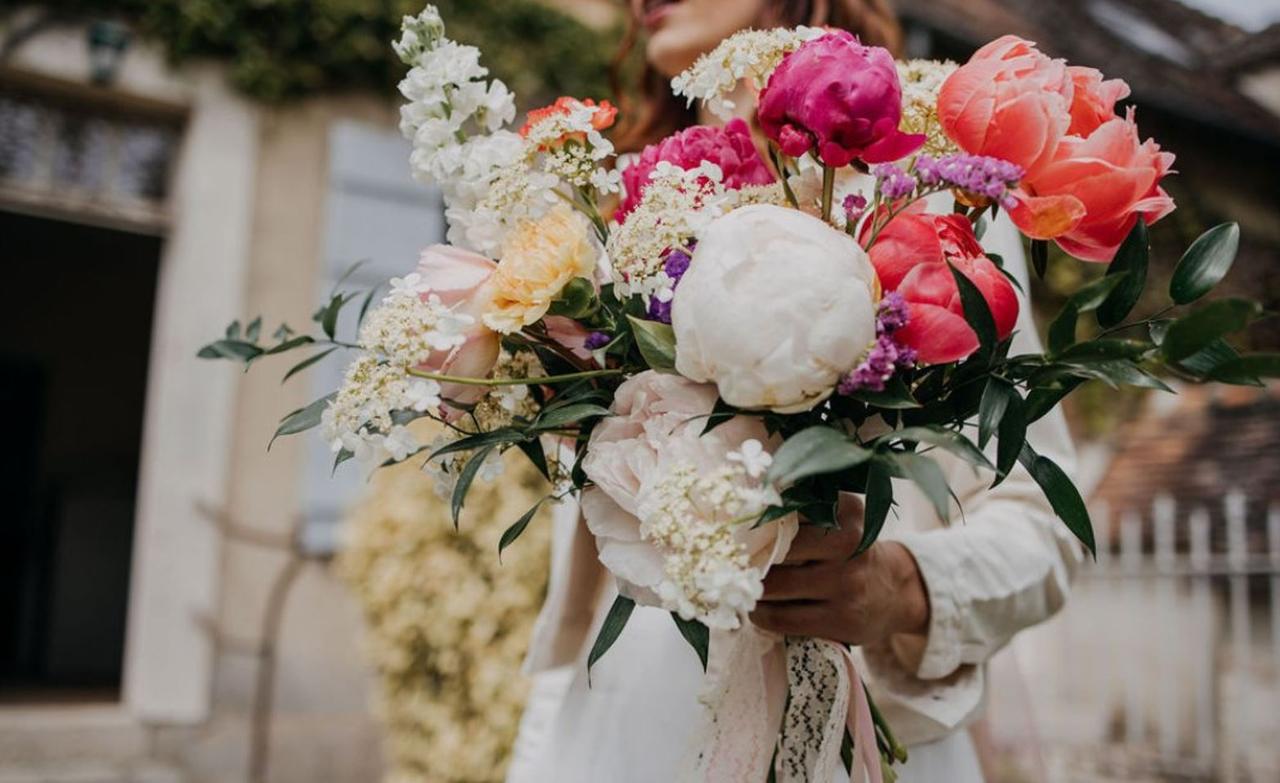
[507,2,1081,781]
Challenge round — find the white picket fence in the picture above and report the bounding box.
[1011,490,1280,783]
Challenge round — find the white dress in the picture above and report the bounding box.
[507,217,1079,783]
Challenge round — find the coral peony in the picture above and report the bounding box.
[758,31,924,168]
[1011,110,1176,262]
[867,206,1019,364]
[937,36,1075,181]
[414,245,502,406]
[1066,66,1131,137]
[672,205,879,412]
[615,119,775,223]
[483,205,597,334]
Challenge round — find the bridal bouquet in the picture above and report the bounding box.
[201,8,1274,782]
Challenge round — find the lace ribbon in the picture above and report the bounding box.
[685,631,883,783]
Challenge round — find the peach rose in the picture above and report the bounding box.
[938,36,1075,181]
[483,204,597,334]
[414,245,501,407]
[1011,110,1176,262]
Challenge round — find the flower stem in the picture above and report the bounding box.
[821,165,836,223]
[406,367,623,387]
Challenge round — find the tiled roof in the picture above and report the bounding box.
[895,0,1280,144]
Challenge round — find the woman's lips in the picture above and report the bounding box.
[643,0,679,30]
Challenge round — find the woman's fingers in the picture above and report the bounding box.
[749,600,831,637]
[761,562,840,601]
[786,497,865,562]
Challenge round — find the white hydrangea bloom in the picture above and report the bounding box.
[671,26,825,119]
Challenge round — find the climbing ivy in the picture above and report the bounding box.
[21,0,620,103]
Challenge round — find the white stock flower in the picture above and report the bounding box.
[672,205,879,413]
[727,439,772,479]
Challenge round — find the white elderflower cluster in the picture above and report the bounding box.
[464,166,561,258]
[671,26,824,119]
[637,442,778,630]
[321,356,442,464]
[394,7,523,253]
[522,101,622,194]
[607,162,782,302]
[358,274,474,368]
[897,59,960,158]
[423,350,563,499]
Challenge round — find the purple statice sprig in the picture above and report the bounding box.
[871,163,919,201]
[584,331,612,350]
[838,292,917,395]
[914,153,1024,210]
[646,245,694,324]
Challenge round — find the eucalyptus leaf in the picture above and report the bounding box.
[893,451,951,522]
[1019,444,1095,556]
[1098,222,1148,327]
[499,498,546,559]
[767,427,873,487]
[628,316,678,372]
[270,393,334,448]
[588,595,636,678]
[856,460,894,555]
[671,614,710,671]
[1161,299,1261,362]
[950,263,997,358]
[451,445,497,527]
[1169,223,1240,304]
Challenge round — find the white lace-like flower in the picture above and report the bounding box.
[727,439,773,479]
[671,26,825,119]
[897,59,960,158]
[358,291,473,369]
[322,356,433,465]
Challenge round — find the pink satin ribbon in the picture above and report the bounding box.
[834,640,883,783]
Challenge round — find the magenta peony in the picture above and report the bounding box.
[758,31,924,168]
[615,118,774,223]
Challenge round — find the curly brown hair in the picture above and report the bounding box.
[612,0,903,153]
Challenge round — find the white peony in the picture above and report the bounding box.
[671,204,880,413]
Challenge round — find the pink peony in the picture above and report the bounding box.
[866,206,1020,364]
[1012,110,1176,262]
[414,245,501,409]
[937,36,1075,182]
[616,118,774,223]
[758,31,924,168]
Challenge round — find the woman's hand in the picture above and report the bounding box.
[749,494,931,647]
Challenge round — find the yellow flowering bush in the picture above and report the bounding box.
[339,432,552,783]
[483,204,597,334]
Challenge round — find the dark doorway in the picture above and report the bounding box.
[0,210,160,700]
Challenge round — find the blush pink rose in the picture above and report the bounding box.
[758,31,924,168]
[615,118,774,223]
[1011,110,1176,262]
[938,36,1075,181]
[867,207,1020,364]
[414,245,501,409]
[581,372,795,608]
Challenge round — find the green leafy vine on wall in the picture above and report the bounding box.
[18,0,620,103]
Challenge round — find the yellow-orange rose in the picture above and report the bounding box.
[483,205,596,334]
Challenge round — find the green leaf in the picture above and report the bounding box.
[1161,299,1261,362]
[357,285,380,328]
[245,316,262,342]
[330,259,369,296]
[1047,301,1079,356]
[994,389,1027,486]
[949,263,996,358]
[1080,361,1173,392]
[979,379,1015,450]
[315,293,354,340]
[1057,339,1151,363]
[427,428,525,462]
[225,320,242,340]
[270,393,334,448]
[282,347,338,383]
[843,376,920,409]
[499,498,546,559]
[767,427,873,487]
[1098,222,1148,327]
[1209,353,1280,384]
[198,339,264,363]
[627,316,678,372]
[1031,239,1049,279]
[536,403,612,429]
[1024,380,1082,424]
[1169,223,1240,304]
[893,451,951,522]
[855,460,894,555]
[451,445,497,527]
[265,335,317,355]
[517,438,552,481]
[670,614,710,671]
[588,595,636,678]
[548,277,597,319]
[885,426,994,472]
[332,448,355,475]
[1019,444,1095,556]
